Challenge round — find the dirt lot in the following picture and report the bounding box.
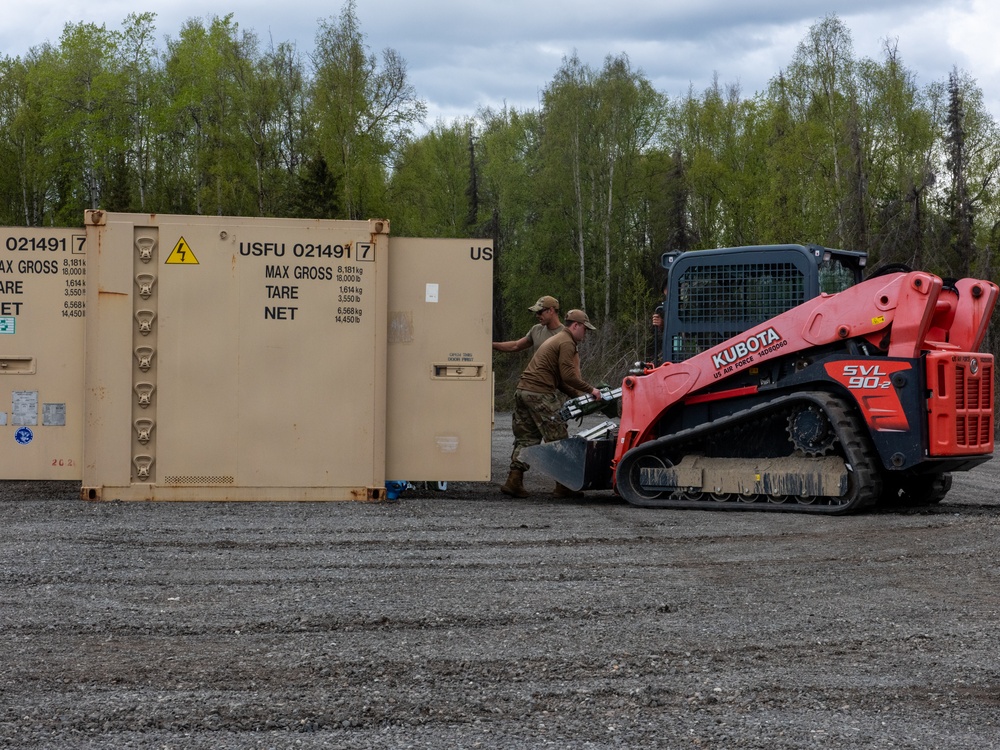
[2,414,1000,749]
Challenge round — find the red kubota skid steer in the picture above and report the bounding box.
[523,244,997,514]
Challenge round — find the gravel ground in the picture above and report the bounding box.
[2,414,1000,749]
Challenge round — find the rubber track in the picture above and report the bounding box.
[616,391,883,514]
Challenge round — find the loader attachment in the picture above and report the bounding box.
[520,421,617,491]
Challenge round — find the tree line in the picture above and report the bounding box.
[2,7,998,388]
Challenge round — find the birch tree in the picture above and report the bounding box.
[309,0,425,219]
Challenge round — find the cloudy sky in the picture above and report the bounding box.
[3,0,999,125]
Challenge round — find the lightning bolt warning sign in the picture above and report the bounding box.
[165,237,199,264]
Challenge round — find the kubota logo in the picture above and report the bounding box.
[712,327,784,370]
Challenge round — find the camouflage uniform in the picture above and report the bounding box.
[509,390,568,472]
[507,327,595,472]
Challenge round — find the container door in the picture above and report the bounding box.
[385,238,493,482]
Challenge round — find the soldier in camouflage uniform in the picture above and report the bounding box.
[501,310,601,499]
[492,295,565,354]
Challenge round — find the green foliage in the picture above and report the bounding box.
[0,9,997,387]
[291,153,340,219]
[388,119,476,236]
[308,0,426,220]
[158,15,269,216]
[474,105,542,341]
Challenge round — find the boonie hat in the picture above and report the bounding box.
[565,309,596,330]
[529,295,560,312]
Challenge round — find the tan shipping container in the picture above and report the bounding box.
[0,228,87,480]
[77,211,493,501]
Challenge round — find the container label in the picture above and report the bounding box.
[42,403,67,426]
[12,390,37,425]
[234,235,375,326]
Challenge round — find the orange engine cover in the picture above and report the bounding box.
[925,352,994,456]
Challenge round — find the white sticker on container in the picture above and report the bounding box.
[425,283,439,303]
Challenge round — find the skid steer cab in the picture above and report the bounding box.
[522,244,997,514]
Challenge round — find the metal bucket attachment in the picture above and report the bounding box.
[520,436,616,491]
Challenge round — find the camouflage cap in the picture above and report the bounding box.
[528,295,560,312]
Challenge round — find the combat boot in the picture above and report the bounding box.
[500,468,529,498]
[553,482,584,499]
